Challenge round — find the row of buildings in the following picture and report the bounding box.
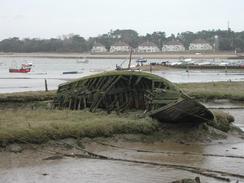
[91,39,213,53]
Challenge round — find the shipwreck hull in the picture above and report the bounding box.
[54,71,213,124]
[149,99,214,123]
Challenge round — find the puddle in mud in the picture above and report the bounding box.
[224,109,244,131]
[85,140,244,178]
[0,158,225,183]
[205,101,244,131]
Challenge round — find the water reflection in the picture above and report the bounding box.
[0,158,224,183]
[86,141,244,177]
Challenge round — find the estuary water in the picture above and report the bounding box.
[1,57,244,93]
[0,57,127,93]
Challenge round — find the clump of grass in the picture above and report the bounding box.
[208,110,235,132]
[0,110,159,144]
[178,81,244,101]
[0,90,56,102]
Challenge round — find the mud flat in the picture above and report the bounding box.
[0,129,244,183]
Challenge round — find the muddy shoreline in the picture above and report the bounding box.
[0,51,242,59]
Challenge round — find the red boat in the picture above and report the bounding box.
[9,66,32,73]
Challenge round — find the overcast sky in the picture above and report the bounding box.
[0,0,244,40]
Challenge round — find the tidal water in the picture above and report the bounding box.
[1,57,244,93]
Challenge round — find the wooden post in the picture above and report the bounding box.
[69,99,72,109]
[73,97,77,110]
[77,97,81,110]
[128,49,133,69]
[44,79,48,92]
[83,97,87,108]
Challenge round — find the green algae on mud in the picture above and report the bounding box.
[0,91,55,102]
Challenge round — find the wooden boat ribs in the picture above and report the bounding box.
[54,71,214,123]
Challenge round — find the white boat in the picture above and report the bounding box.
[168,61,183,66]
[219,62,228,66]
[196,61,211,66]
[77,59,89,64]
[21,62,33,67]
[184,58,192,62]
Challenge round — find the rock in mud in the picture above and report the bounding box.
[6,143,23,153]
[210,111,235,132]
[80,137,92,143]
[58,138,77,148]
[0,140,8,148]
[43,155,63,160]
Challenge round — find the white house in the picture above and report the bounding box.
[137,41,160,53]
[110,41,130,53]
[91,42,107,53]
[162,40,185,52]
[189,39,213,51]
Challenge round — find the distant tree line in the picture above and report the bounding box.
[0,34,88,53]
[1,29,244,52]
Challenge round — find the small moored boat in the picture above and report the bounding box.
[9,65,32,73]
[76,59,89,64]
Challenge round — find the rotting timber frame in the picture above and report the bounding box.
[54,71,183,114]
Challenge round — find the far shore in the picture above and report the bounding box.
[0,51,243,60]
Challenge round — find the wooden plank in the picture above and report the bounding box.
[134,91,139,109]
[77,97,81,110]
[128,75,132,86]
[90,76,122,112]
[152,81,155,90]
[83,97,87,108]
[134,76,142,86]
[96,77,107,90]
[115,95,120,114]
[149,99,177,104]
[101,76,117,90]
[73,98,77,110]
[69,98,72,109]
[149,99,214,123]
[88,78,98,90]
